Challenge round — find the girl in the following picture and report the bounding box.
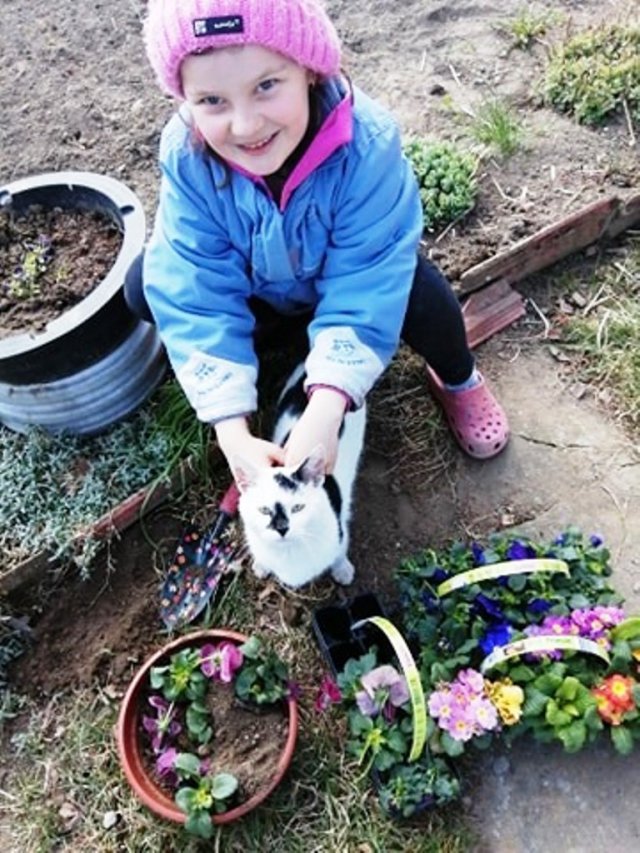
[138,0,509,474]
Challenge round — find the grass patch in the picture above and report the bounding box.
[497,6,561,50]
[0,378,209,576]
[556,240,640,431]
[543,24,640,126]
[470,98,523,158]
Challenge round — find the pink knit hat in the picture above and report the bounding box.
[144,0,342,99]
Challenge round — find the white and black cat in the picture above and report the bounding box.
[234,365,365,589]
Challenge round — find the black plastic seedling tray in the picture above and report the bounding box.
[312,592,394,675]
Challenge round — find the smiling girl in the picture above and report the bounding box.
[138,0,509,473]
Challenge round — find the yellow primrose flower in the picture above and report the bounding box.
[485,678,525,725]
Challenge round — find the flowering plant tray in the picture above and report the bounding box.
[314,529,640,819]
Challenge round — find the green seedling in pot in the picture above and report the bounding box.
[150,648,208,702]
[234,636,290,706]
[173,753,238,839]
[10,235,51,299]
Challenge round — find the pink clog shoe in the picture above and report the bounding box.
[426,366,509,460]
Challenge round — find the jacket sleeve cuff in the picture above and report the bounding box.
[304,326,385,408]
[176,351,258,423]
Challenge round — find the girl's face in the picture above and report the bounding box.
[181,45,314,176]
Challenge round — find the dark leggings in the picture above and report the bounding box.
[125,252,473,386]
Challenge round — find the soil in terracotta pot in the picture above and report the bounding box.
[0,205,123,339]
[142,674,289,804]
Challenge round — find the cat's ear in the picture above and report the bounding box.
[231,455,259,493]
[294,445,326,487]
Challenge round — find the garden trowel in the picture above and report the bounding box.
[159,482,240,629]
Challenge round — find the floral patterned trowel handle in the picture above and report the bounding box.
[160,482,241,629]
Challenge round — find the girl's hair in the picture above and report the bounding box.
[144,0,342,100]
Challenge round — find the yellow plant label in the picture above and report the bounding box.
[480,634,610,674]
[436,558,569,596]
[352,616,427,762]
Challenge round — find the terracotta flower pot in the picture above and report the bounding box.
[116,628,299,826]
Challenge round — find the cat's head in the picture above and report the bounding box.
[233,446,327,542]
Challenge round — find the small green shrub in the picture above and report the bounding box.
[544,25,640,126]
[404,140,478,233]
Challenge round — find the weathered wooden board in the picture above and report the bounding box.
[458,191,640,295]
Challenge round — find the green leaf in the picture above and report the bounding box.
[185,810,213,839]
[211,772,238,801]
[239,636,262,659]
[507,574,527,592]
[174,753,202,779]
[441,732,465,757]
[509,664,536,683]
[534,672,563,694]
[522,686,550,717]
[557,677,580,702]
[545,700,572,728]
[611,725,634,756]
[557,720,587,753]
[175,786,197,814]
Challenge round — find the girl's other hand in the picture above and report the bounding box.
[284,388,348,473]
[215,416,284,471]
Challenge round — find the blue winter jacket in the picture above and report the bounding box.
[144,78,423,423]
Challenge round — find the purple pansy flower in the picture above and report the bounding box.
[356,665,410,721]
[200,642,244,682]
[156,746,179,787]
[142,695,181,753]
[589,534,603,547]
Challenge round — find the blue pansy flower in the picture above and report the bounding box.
[553,532,569,546]
[526,598,552,615]
[420,590,441,614]
[479,622,513,654]
[589,534,603,548]
[506,540,536,561]
[471,542,486,566]
[432,568,450,584]
[473,593,504,621]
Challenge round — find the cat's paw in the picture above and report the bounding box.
[252,561,271,580]
[330,556,355,586]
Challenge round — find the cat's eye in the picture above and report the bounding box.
[291,503,304,513]
[258,506,272,516]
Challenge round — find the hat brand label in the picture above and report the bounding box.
[193,15,244,37]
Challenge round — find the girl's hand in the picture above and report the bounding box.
[215,417,284,471]
[284,389,348,474]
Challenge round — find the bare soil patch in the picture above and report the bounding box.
[0,206,122,337]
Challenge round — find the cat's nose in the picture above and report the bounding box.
[273,519,289,537]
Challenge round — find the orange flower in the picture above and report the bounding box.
[592,688,624,726]
[606,674,635,711]
[592,674,636,724]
